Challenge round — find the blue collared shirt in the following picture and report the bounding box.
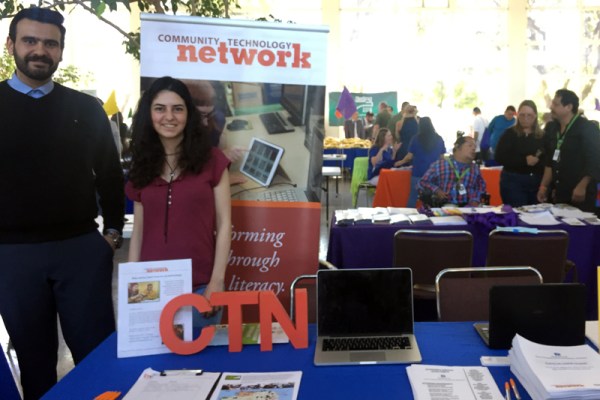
[7,73,54,98]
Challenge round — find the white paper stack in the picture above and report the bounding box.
[407,365,504,400]
[509,334,600,399]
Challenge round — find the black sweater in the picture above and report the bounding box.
[0,82,124,243]
[494,127,553,176]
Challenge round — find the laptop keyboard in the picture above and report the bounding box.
[260,189,300,202]
[323,336,412,351]
[259,112,295,134]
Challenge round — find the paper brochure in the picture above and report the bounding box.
[117,259,192,358]
[210,371,302,400]
[407,365,504,400]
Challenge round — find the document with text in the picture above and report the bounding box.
[407,365,504,400]
[509,334,600,399]
[117,259,192,358]
[123,368,220,400]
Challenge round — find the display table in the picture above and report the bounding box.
[327,220,600,319]
[41,323,532,400]
[372,167,502,207]
[323,148,368,173]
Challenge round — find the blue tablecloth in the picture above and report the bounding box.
[327,221,600,320]
[323,148,368,172]
[0,343,20,400]
[41,322,532,399]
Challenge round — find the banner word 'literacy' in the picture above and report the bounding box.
[159,290,308,355]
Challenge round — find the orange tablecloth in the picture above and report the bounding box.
[372,167,502,207]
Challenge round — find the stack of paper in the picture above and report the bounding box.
[407,365,504,400]
[509,334,600,399]
[429,216,467,225]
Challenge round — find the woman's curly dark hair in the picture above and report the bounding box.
[128,76,212,188]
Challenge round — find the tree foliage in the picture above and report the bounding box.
[0,0,239,59]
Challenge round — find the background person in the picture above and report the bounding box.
[126,77,231,327]
[471,106,488,161]
[394,117,446,207]
[495,100,552,207]
[0,8,124,399]
[394,105,419,165]
[486,105,516,164]
[417,136,485,206]
[367,128,398,185]
[344,111,366,139]
[537,89,600,212]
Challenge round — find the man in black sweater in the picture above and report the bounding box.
[0,8,124,399]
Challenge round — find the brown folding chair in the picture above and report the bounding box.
[289,260,336,323]
[393,229,473,299]
[486,228,577,283]
[435,266,543,321]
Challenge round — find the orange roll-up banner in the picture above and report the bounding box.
[224,200,320,322]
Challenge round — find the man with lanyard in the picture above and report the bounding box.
[537,89,600,212]
[417,136,486,206]
[0,8,124,399]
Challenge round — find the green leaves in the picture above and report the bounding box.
[0,0,239,59]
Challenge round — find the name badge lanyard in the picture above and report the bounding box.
[554,114,578,161]
[446,157,469,196]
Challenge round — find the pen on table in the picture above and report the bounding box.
[510,378,522,400]
[505,382,511,400]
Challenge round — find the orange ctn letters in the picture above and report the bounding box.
[159,290,308,355]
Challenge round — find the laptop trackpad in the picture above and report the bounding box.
[350,352,386,362]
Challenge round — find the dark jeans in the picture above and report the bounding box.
[0,231,115,400]
[500,170,542,207]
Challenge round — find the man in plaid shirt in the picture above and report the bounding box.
[417,136,486,206]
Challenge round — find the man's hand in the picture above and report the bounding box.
[537,186,548,203]
[434,189,448,201]
[572,184,587,204]
[103,234,116,252]
[526,155,539,166]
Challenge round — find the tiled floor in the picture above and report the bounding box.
[0,175,357,396]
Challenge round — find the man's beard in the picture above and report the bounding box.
[13,51,59,83]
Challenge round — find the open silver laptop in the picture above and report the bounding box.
[234,137,308,202]
[314,268,422,366]
[474,283,586,349]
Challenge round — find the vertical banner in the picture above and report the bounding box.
[227,201,320,322]
[140,14,328,320]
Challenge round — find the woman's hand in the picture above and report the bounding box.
[526,155,539,166]
[202,279,225,317]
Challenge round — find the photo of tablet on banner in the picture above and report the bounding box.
[240,137,285,187]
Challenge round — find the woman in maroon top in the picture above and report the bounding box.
[126,77,231,325]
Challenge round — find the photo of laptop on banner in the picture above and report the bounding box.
[314,268,422,366]
[474,283,586,349]
[234,137,308,202]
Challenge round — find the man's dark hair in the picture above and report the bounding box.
[555,89,579,114]
[9,7,66,49]
[473,107,481,113]
[366,112,374,117]
[505,105,516,113]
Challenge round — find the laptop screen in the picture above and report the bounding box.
[239,137,284,187]
[317,268,414,336]
[488,283,586,348]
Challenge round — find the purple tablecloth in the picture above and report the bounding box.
[327,219,600,319]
